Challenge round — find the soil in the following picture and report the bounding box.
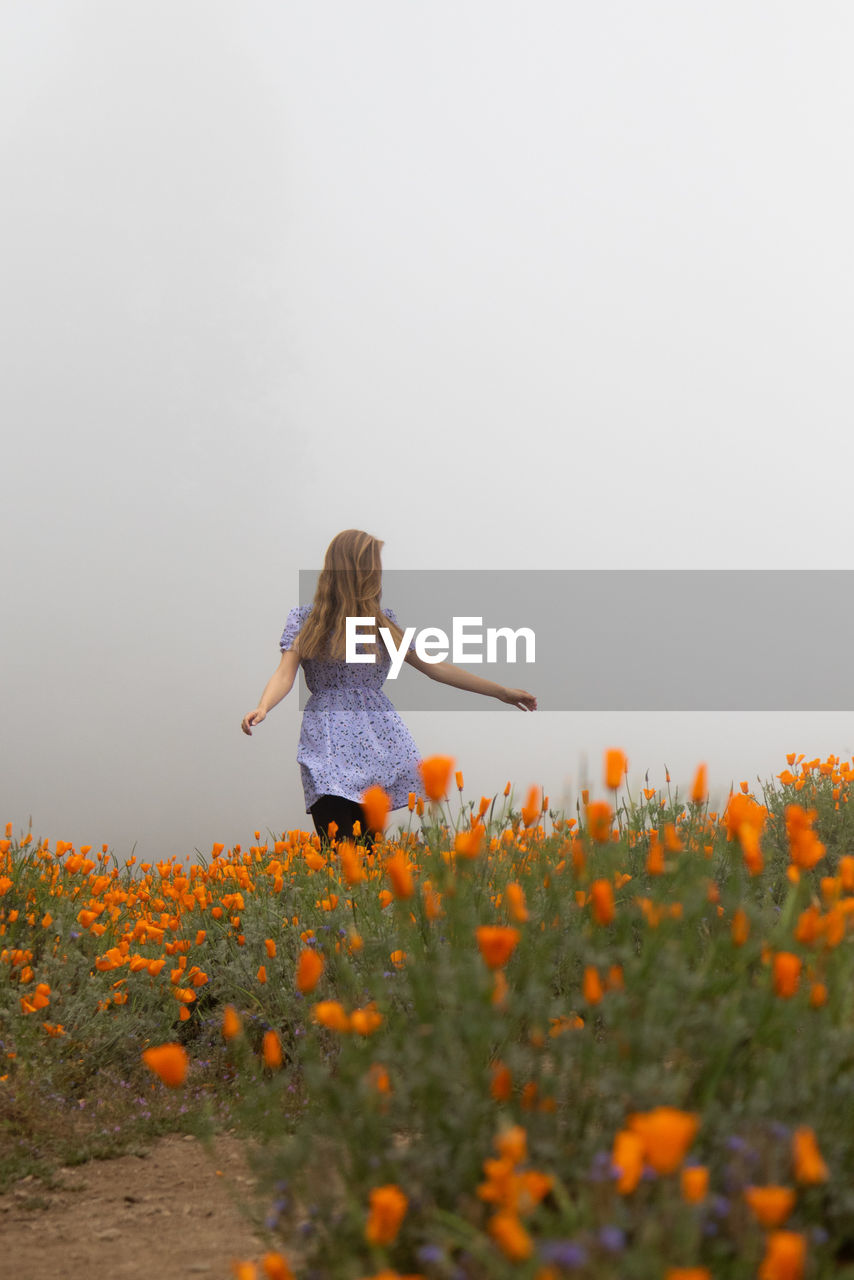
[0,1131,292,1280]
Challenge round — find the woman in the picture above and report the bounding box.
[241,530,537,845]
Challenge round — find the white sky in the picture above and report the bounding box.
[3,2,854,861]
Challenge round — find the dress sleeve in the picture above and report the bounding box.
[384,607,416,652]
[279,606,306,653]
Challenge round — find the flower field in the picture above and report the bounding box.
[4,750,854,1279]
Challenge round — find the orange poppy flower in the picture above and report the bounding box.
[366,1063,391,1094]
[262,1029,283,1069]
[488,1211,533,1261]
[795,906,821,945]
[222,1008,241,1039]
[809,981,828,1008]
[680,1165,709,1203]
[350,1002,383,1036]
[757,1231,807,1280]
[385,851,414,898]
[772,952,801,998]
[490,1061,513,1101]
[422,881,443,920]
[627,1106,699,1174]
[141,1042,188,1087]
[785,804,825,870]
[590,878,615,926]
[362,785,391,833]
[792,1127,828,1183]
[731,908,750,946]
[549,1013,584,1036]
[744,1186,795,1228]
[586,801,612,843]
[364,1184,408,1245]
[664,822,683,852]
[647,837,664,875]
[505,882,529,923]
[313,1000,351,1033]
[611,1128,645,1194]
[724,791,768,841]
[738,821,764,876]
[606,964,624,990]
[455,826,485,858]
[338,841,366,886]
[604,749,627,790]
[476,925,521,970]
[419,755,455,802]
[296,947,324,993]
[582,966,603,1004]
[521,786,541,828]
[260,1254,294,1280]
[691,763,708,804]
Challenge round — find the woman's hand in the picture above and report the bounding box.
[241,708,267,735]
[501,687,537,711]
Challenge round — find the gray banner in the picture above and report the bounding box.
[292,570,854,711]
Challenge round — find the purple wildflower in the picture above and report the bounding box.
[598,1226,625,1253]
[539,1240,588,1267]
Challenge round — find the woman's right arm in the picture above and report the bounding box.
[241,646,301,735]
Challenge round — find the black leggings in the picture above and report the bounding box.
[309,794,376,849]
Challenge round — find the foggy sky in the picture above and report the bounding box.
[3,2,854,861]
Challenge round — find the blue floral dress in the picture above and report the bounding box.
[279,604,424,814]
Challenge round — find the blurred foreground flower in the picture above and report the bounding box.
[365,1184,408,1245]
[744,1186,796,1228]
[314,1000,351,1033]
[419,755,455,802]
[586,801,612,843]
[261,1254,294,1280]
[792,1127,828,1183]
[627,1107,700,1174]
[296,947,324,993]
[222,1005,242,1040]
[476,925,521,970]
[604,749,627,790]
[758,1230,807,1280]
[521,786,542,827]
[141,1042,188,1087]
[691,763,708,804]
[362,785,391,833]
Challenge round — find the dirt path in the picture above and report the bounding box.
[0,1131,289,1280]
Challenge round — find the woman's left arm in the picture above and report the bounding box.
[403,650,537,711]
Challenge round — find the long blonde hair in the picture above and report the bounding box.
[296,529,406,662]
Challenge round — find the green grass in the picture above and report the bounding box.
[4,754,854,1276]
